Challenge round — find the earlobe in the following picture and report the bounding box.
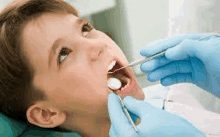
[26,103,67,128]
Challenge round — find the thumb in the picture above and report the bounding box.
[123,96,156,118]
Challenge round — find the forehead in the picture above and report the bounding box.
[23,13,77,40]
[21,13,78,74]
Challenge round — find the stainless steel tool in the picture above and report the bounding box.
[116,94,139,133]
[108,51,166,74]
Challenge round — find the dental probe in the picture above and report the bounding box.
[109,34,220,74]
[116,94,139,133]
[108,50,166,74]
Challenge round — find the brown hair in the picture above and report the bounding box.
[0,0,78,132]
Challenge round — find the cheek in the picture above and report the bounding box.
[50,71,108,103]
[49,86,109,114]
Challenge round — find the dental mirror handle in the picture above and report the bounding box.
[117,94,139,133]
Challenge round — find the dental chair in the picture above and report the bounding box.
[0,113,81,137]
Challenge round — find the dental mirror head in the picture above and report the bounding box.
[108,77,122,90]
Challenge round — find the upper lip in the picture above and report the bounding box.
[107,57,117,75]
[107,57,131,79]
[107,56,121,74]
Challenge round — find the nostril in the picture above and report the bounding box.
[98,45,107,56]
[89,48,103,61]
[98,50,103,56]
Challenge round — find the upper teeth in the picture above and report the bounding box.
[108,60,116,71]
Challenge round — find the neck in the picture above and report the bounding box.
[61,113,111,137]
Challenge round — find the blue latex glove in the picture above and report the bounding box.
[140,33,220,97]
[108,93,206,137]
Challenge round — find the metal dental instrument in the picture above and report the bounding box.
[108,51,166,74]
[108,34,220,74]
[116,94,139,133]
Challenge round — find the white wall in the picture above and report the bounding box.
[0,0,13,9]
[168,0,220,36]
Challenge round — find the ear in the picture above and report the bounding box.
[26,102,67,128]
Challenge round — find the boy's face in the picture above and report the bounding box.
[22,13,144,127]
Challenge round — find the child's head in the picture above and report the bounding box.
[0,0,144,134]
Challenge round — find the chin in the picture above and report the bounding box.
[107,57,145,100]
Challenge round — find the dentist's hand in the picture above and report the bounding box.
[140,33,220,97]
[108,93,206,137]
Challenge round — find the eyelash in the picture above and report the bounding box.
[57,22,94,66]
[82,22,93,32]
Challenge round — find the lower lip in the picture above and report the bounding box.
[114,76,137,97]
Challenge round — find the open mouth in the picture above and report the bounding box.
[107,60,133,93]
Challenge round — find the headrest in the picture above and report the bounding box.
[0,113,81,137]
[0,113,27,137]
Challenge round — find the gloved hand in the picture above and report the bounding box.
[108,93,206,137]
[140,33,220,97]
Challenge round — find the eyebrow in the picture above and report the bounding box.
[48,18,87,70]
[48,38,63,69]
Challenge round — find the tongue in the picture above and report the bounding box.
[115,74,130,84]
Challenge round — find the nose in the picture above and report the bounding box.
[87,40,107,61]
